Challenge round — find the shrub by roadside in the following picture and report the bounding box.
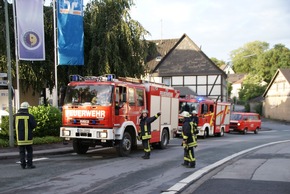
[0,105,62,148]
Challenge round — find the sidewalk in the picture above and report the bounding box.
[165,140,290,194]
[0,142,74,159]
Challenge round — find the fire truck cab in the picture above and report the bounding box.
[60,75,179,156]
[178,96,231,138]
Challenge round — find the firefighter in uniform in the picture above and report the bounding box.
[191,110,199,125]
[14,102,37,169]
[191,110,199,142]
[139,109,161,159]
[181,111,198,168]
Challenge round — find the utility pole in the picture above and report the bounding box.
[4,0,14,147]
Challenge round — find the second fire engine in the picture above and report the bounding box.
[178,96,231,138]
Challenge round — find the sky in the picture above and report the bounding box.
[57,0,290,62]
[128,0,290,61]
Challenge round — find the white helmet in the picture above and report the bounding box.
[20,102,30,109]
[192,110,197,114]
[141,109,148,114]
[180,111,190,118]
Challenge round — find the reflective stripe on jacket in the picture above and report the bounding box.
[182,118,198,147]
[140,114,159,140]
[14,110,37,145]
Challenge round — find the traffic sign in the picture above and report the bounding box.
[0,73,7,77]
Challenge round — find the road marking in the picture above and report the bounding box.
[162,139,290,194]
[16,157,49,164]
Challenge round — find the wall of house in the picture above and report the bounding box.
[263,73,290,121]
[152,37,227,101]
[264,96,290,121]
[231,82,242,99]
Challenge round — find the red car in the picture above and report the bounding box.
[229,112,261,134]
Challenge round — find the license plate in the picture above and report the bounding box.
[80,120,89,125]
[79,129,90,133]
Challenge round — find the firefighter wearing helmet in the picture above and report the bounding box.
[181,111,198,168]
[191,110,199,126]
[139,109,161,159]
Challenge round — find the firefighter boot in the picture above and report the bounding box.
[181,161,189,167]
[142,152,150,159]
[187,161,196,168]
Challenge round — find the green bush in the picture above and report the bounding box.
[0,116,10,139]
[0,105,62,140]
[0,138,9,148]
[29,105,62,137]
[245,103,250,112]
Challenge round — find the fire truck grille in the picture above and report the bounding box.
[229,122,238,129]
[76,132,92,137]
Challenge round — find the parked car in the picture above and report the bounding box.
[229,112,261,134]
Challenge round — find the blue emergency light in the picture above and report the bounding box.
[106,74,115,81]
[70,75,81,81]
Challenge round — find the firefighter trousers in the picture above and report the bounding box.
[19,145,33,167]
[184,146,196,167]
[142,139,151,156]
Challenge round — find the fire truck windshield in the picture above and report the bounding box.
[179,101,199,114]
[64,85,113,106]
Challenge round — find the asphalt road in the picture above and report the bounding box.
[0,118,289,194]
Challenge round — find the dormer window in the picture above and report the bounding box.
[156,56,162,61]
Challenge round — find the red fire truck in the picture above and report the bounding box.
[60,74,179,156]
[178,96,231,138]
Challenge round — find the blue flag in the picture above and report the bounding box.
[57,0,84,65]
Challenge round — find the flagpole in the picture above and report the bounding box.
[4,0,14,147]
[12,0,20,110]
[53,0,58,107]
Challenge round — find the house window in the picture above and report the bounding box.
[163,77,171,86]
[172,76,183,85]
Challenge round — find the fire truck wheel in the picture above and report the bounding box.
[158,129,169,149]
[218,128,224,137]
[202,129,208,139]
[116,132,132,157]
[73,139,89,154]
[243,128,248,134]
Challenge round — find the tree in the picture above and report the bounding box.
[1,0,152,99]
[238,73,267,103]
[84,0,150,78]
[210,57,225,67]
[230,41,269,74]
[256,44,290,83]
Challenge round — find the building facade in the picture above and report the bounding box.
[146,34,227,102]
[263,68,290,121]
